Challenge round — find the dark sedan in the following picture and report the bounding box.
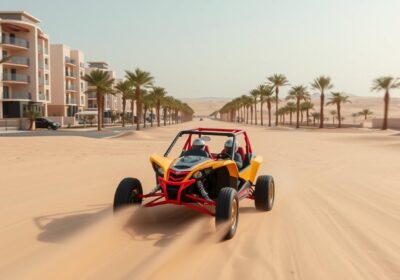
[35,118,61,130]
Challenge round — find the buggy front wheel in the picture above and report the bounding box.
[113,177,143,212]
[215,187,239,240]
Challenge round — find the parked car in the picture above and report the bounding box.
[35,118,61,130]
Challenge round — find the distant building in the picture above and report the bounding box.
[0,11,51,119]
[48,44,86,119]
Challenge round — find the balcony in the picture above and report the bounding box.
[2,56,30,67]
[39,77,50,86]
[2,91,31,100]
[39,62,49,70]
[1,35,29,49]
[65,72,76,79]
[66,96,78,104]
[39,92,47,101]
[38,45,49,54]
[2,73,30,84]
[65,57,76,65]
[66,84,77,91]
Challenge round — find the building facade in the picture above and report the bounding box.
[0,11,51,119]
[48,44,86,118]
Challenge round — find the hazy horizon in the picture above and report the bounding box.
[3,0,400,98]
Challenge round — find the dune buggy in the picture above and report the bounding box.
[113,128,275,239]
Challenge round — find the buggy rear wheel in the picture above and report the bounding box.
[215,187,239,240]
[113,177,143,212]
[254,175,275,211]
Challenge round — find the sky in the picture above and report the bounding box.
[3,0,400,98]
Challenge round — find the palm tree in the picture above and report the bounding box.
[82,70,114,131]
[150,87,167,127]
[286,85,310,128]
[242,96,253,124]
[115,80,134,127]
[125,68,154,130]
[358,109,373,120]
[285,102,296,126]
[371,76,400,130]
[268,74,289,126]
[311,76,334,128]
[142,90,150,128]
[250,89,260,125]
[351,113,358,124]
[311,112,320,126]
[260,85,275,126]
[327,92,351,128]
[24,109,40,130]
[301,101,314,126]
[330,110,337,125]
[258,85,274,126]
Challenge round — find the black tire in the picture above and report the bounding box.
[113,177,143,212]
[215,187,239,240]
[254,175,275,211]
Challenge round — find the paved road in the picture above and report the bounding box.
[0,124,158,139]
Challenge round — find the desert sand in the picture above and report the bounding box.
[0,118,399,279]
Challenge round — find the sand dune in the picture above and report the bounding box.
[0,119,399,279]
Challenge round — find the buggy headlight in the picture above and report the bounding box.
[193,171,203,179]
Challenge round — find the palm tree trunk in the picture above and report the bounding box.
[254,101,257,125]
[383,91,389,130]
[96,91,101,131]
[337,103,341,128]
[306,109,309,126]
[131,99,134,126]
[246,107,249,124]
[150,108,154,127]
[319,92,325,128]
[101,95,105,128]
[267,101,271,127]
[163,107,167,126]
[122,98,126,127]
[135,87,141,130]
[260,101,264,126]
[275,87,279,126]
[301,110,303,123]
[296,98,300,128]
[143,107,147,128]
[250,107,253,125]
[283,113,285,124]
[290,112,293,125]
[156,101,161,127]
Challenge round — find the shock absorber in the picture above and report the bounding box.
[150,184,161,193]
[196,180,211,200]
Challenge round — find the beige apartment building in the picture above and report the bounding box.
[0,11,51,119]
[48,44,86,123]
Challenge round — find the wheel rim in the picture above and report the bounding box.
[129,189,139,204]
[269,181,275,206]
[231,199,238,231]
